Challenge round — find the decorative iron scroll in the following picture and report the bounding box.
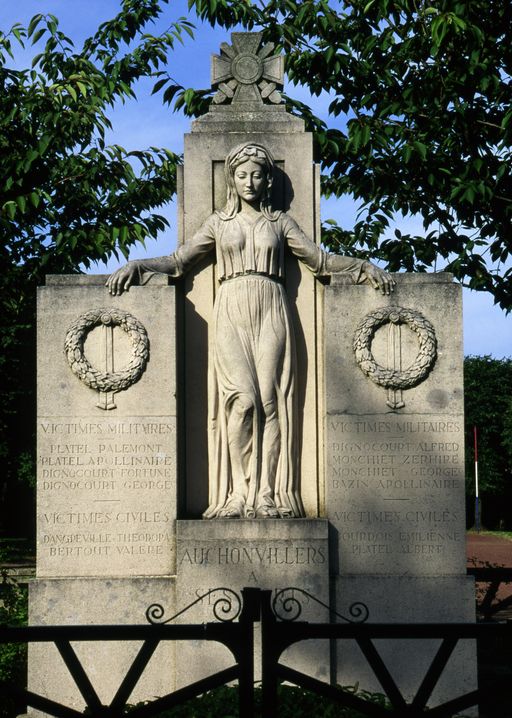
[64,307,149,410]
[272,587,369,624]
[353,306,437,409]
[211,32,284,105]
[146,588,242,625]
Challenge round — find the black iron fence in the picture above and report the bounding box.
[1,585,511,718]
[468,566,512,620]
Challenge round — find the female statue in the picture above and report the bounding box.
[107,143,394,519]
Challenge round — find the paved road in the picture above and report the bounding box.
[467,532,512,619]
[467,532,512,567]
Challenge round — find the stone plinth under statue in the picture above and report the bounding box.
[28,31,476,715]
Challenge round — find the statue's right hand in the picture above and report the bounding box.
[106,262,139,295]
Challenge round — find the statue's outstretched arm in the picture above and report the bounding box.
[326,254,395,295]
[106,256,179,296]
[283,214,395,295]
[106,215,218,295]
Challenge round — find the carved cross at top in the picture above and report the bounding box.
[211,32,284,105]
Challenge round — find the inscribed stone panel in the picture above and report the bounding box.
[37,276,177,577]
[175,519,330,685]
[324,274,466,576]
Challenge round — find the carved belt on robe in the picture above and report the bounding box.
[219,270,283,284]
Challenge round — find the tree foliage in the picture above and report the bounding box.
[0,579,27,718]
[1,1,189,276]
[166,0,512,310]
[1,1,511,530]
[0,0,190,532]
[129,683,390,716]
[464,356,512,527]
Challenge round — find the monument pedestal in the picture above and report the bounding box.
[28,578,176,714]
[29,275,178,713]
[324,273,477,710]
[29,32,477,715]
[334,575,476,706]
[175,519,331,686]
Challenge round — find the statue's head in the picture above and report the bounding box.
[221,143,275,219]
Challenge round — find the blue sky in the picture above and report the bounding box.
[2,1,510,358]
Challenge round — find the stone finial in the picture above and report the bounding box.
[211,32,284,105]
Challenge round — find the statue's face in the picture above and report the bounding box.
[233,159,267,204]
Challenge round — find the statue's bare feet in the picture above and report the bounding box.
[255,497,280,518]
[218,494,245,518]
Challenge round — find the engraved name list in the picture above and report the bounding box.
[37,417,176,577]
[326,414,466,575]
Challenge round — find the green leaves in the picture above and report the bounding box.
[4,0,511,312]
[2,201,17,220]
[0,7,184,273]
[464,357,512,513]
[15,196,26,213]
[214,0,512,310]
[0,4,187,516]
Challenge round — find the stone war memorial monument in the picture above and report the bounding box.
[31,32,476,713]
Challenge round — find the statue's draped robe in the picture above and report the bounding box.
[170,211,365,518]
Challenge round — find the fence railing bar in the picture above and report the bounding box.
[109,638,160,711]
[0,680,84,718]
[2,586,511,717]
[260,588,280,716]
[467,568,512,580]
[125,664,240,718]
[0,623,223,643]
[355,636,408,711]
[2,620,511,643]
[468,567,512,618]
[275,664,390,718]
[480,581,501,614]
[480,594,512,619]
[55,639,103,710]
[241,621,512,641]
[410,637,458,710]
[491,594,512,613]
[236,588,257,718]
[417,688,481,718]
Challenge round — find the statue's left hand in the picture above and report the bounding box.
[361,262,395,295]
[106,261,140,295]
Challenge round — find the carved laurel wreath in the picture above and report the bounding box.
[64,307,149,393]
[353,307,437,389]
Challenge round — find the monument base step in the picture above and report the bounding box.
[175,518,331,686]
[334,574,477,714]
[27,577,176,716]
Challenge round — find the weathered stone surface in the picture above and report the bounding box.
[28,578,175,716]
[192,105,305,133]
[334,576,477,711]
[175,519,330,685]
[324,273,466,576]
[323,272,475,709]
[177,519,329,596]
[180,37,323,518]
[36,276,177,577]
[29,32,477,716]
